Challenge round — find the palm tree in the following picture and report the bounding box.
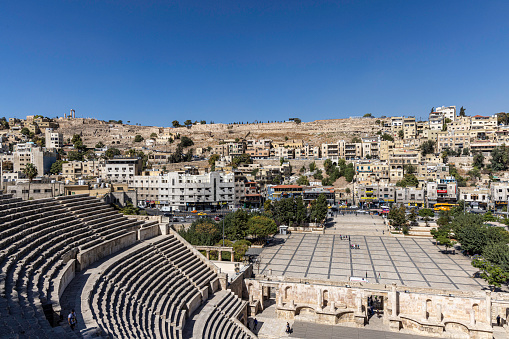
[22,163,38,200]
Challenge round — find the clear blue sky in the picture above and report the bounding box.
[1,1,508,126]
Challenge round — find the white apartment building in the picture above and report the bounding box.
[44,128,63,149]
[435,106,456,122]
[101,157,142,184]
[131,171,235,211]
[429,112,444,130]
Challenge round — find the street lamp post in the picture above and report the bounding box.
[222,202,225,247]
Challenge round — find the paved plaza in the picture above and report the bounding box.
[258,215,486,291]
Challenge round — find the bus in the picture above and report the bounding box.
[433,203,458,212]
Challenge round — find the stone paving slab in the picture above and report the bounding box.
[259,215,487,290]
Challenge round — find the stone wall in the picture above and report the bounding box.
[138,223,161,241]
[228,264,253,299]
[77,231,138,270]
[55,259,76,303]
[245,276,495,338]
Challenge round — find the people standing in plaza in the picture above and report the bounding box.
[286,322,291,333]
[254,318,258,331]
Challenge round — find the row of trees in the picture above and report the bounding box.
[431,206,509,287]
[265,194,328,226]
[178,211,277,260]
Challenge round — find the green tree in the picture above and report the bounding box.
[344,164,355,182]
[459,106,466,117]
[22,163,38,200]
[398,129,404,139]
[172,120,181,128]
[483,242,509,272]
[299,165,306,173]
[208,154,220,171]
[296,175,309,186]
[264,200,273,215]
[420,140,436,156]
[293,118,301,124]
[295,196,307,224]
[95,141,105,148]
[184,119,193,127]
[351,136,361,143]
[150,132,158,139]
[473,152,485,168]
[381,133,394,141]
[472,257,509,288]
[324,159,333,172]
[223,209,250,240]
[49,160,66,175]
[232,153,252,168]
[388,204,407,230]
[134,134,144,142]
[363,113,373,118]
[309,161,316,172]
[67,151,84,161]
[431,221,456,253]
[21,127,30,136]
[309,194,328,224]
[490,146,509,172]
[408,208,417,226]
[345,187,351,194]
[180,136,194,147]
[396,173,419,187]
[247,215,277,241]
[105,148,121,159]
[232,239,252,261]
[419,208,434,226]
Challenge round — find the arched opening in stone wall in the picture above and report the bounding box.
[284,286,291,300]
[323,290,329,308]
[472,303,479,323]
[426,299,432,320]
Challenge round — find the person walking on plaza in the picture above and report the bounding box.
[68,309,77,331]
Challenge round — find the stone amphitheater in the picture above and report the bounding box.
[0,192,255,339]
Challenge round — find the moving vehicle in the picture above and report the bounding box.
[197,212,207,216]
[433,203,458,212]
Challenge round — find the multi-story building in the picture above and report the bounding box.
[361,136,380,158]
[459,187,490,210]
[355,160,390,184]
[426,178,458,207]
[388,150,421,182]
[101,157,143,184]
[435,106,456,122]
[490,183,509,211]
[390,117,403,132]
[303,187,335,206]
[272,147,294,159]
[437,131,470,153]
[62,160,102,179]
[13,142,57,175]
[395,187,425,208]
[44,128,63,149]
[471,115,497,131]
[338,140,362,160]
[403,117,417,139]
[131,171,235,211]
[266,184,303,201]
[356,183,395,208]
[429,112,444,130]
[227,141,246,156]
[321,143,339,159]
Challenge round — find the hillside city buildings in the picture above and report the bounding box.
[2,106,509,213]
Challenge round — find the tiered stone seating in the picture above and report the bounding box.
[0,193,102,337]
[0,193,155,338]
[88,235,223,339]
[200,291,253,339]
[152,235,218,290]
[56,195,158,242]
